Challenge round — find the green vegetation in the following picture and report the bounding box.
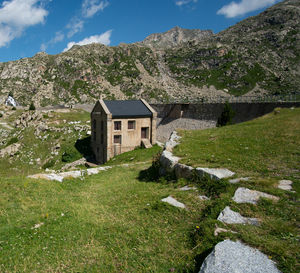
[6,136,18,146]
[171,108,300,272]
[29,102,36,111]
[217,102,235,127]
[0,107,299,272]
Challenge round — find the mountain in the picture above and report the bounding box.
[139,26,213,48]
[0,0,299,107]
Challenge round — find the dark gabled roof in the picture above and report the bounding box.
[103,100,152,118]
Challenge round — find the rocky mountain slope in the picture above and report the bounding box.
[0,0,299,107]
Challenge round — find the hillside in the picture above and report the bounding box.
[0,0,299,107]
[0,106,299,272]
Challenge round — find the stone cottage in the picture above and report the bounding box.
[91,99,157,164]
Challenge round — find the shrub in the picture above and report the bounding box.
[12,107,16,110]
[217,101,235,127]
[62,146,81,163]
[42,159,56,169]
[0,113,3,118]
[6,137,18,146]
[29,102,36,111]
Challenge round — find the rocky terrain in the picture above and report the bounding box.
[0,0,299,107]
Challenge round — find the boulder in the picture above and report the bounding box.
[159,150,180,174]
[233,187,279,204]
[199,240,281,273]
[217,206,259,225]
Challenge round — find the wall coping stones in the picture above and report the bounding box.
[217,206,259,226]
[159,130,235,181]
[199,240,281,273]
[232,187,279,204]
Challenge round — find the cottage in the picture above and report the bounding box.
[91,99,157,164]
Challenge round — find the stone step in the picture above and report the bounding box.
[141,138,152,149]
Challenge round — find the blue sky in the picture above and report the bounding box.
[0,0,281,62]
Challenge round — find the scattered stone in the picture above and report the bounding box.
[196,167,235,180]
[0,143,21,157]
[31,222,44,229]
[229,177,251,184]
[161,196,186,209]
[5,96,17,107]
[198,195,210,201]
[179,185,197,191]
[28,166,112,182]
[199,240,281,273]
[217,206,259,226]
[214,225,237,236]
[232,187,279,204]
[278,180,293,191]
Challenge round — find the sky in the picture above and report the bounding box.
[0,0,282,62]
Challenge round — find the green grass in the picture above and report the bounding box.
[172,107,300,272]
[0,155,205,272]
[0,107,299,272]
[174,107,300,178]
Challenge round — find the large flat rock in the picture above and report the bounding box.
[278,180,293,191]
[233,187,279,204]
[199,240,281,273]
[196,167,235,180]
[217,206,259,225]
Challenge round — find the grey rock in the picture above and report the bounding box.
[199,240,281,273]
[229,177,251,184]
[196,167,235,180]
[174,163,194,179]
[179,185,197,191]
[278,180,293,191]
[198,195,210,201]
[161,196,186,209]
[164,130,181,152]
[233,187,279,204]
[217,206,259,225]
[159,150,180,173]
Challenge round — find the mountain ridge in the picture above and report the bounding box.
[0,0,299,107]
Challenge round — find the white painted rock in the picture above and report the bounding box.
[233,187,279,204]
[199,240,281,273]
[196,167,235,180]
[229,177,251,184]
[161,196,186,209]
[217,206,259,225]
[278,180,293,191]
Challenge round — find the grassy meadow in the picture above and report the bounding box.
[0,106,299,272]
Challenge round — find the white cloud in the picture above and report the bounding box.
[40,31,64,51]
[67,18,84,38]
[82,0,109,18]
[175,0,197,7]
[63,30,112,52]
[217,0,278,18]
[0,0,48,47]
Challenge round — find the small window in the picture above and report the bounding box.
[93,119,96,130]
[114,121,121,130]
[114,135,121,144]
[93,131,96,141]
[101,134,104,144]
[128,120,136,130]
[101,120,104,131]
